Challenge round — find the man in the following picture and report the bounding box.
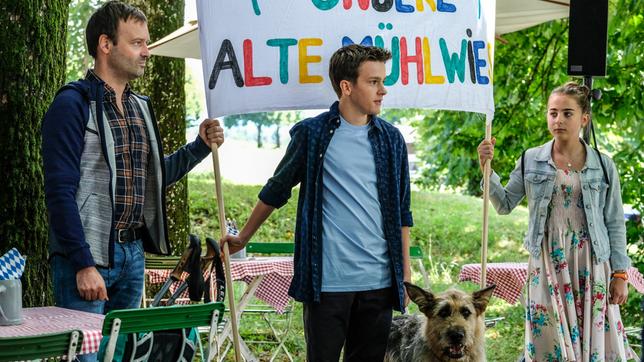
[222,44,413,361]
[42,0,223,320]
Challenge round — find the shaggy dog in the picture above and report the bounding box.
[385,282,496,362]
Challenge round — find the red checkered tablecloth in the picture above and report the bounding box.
[459,263,529,304]
[459,263,644,305]
[0,306,104,355]
[628,267,644,293]
[147,256,294,313]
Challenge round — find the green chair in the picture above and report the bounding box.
[100,302,225,362]
[409,245,430,288]
[625,326,641,351]
[0,330,82,362]
[144,255,182,270]
[245,242,294,255]
[247,243,428,286]
[142,255,183,307]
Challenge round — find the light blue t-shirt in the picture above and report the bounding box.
[321,116,391,292]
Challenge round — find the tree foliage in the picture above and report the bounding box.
[406,1,642,215]
[65,0,98,82]
[406,0,642,322]
[0,0,71,306]
[597,0,644,323]
[593,0,643,215]
[412,19,571,195]
[185,66,204,128]
[224,111,302,148]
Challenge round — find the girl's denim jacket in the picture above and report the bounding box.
[486,139,631,271]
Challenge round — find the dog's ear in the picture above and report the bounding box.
[472,284,496,315]
[404,282,435,314]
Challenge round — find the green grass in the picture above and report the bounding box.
[188,174,640,361]
[188,174,528,361]
[188,174,299,243]
[188,173,530,267]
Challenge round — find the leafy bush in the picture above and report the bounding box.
[621,219,644,331]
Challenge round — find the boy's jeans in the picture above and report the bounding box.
[51,239,145,361]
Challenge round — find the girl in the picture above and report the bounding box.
[477,82,636,361]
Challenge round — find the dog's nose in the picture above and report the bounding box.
[447,329,465,344]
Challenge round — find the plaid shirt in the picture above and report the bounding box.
[87,70,149,230]
[258,102,413,312]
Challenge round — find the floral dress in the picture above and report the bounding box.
[524,169,637,361]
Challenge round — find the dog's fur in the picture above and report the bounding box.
[385,282,496,362]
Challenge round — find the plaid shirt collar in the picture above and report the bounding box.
[85,69,132,101]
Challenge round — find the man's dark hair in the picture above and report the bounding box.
[328,44,392,98]
[85,1,147,58]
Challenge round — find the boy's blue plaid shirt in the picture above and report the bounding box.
[258,102,413,312]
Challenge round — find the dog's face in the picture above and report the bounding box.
[404,282,495,361]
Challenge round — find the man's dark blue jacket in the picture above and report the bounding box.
[42,76,210,271]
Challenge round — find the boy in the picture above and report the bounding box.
[222,44,412,361]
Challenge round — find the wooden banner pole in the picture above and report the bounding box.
[481,118,492,290]
[211,144,242,362]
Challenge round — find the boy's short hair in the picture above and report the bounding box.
[85,1,147,58]
[329,45,392,98]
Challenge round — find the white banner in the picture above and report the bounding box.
[197,0,496,118]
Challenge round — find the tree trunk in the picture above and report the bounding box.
[256,123,263,148]
[0,0,71,307]
[274,125,281,148]
[130,1,189,252]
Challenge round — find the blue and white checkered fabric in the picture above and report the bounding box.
[0,248,26,280]
[226,219,239,236]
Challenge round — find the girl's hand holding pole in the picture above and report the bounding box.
[477,137,496,173]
